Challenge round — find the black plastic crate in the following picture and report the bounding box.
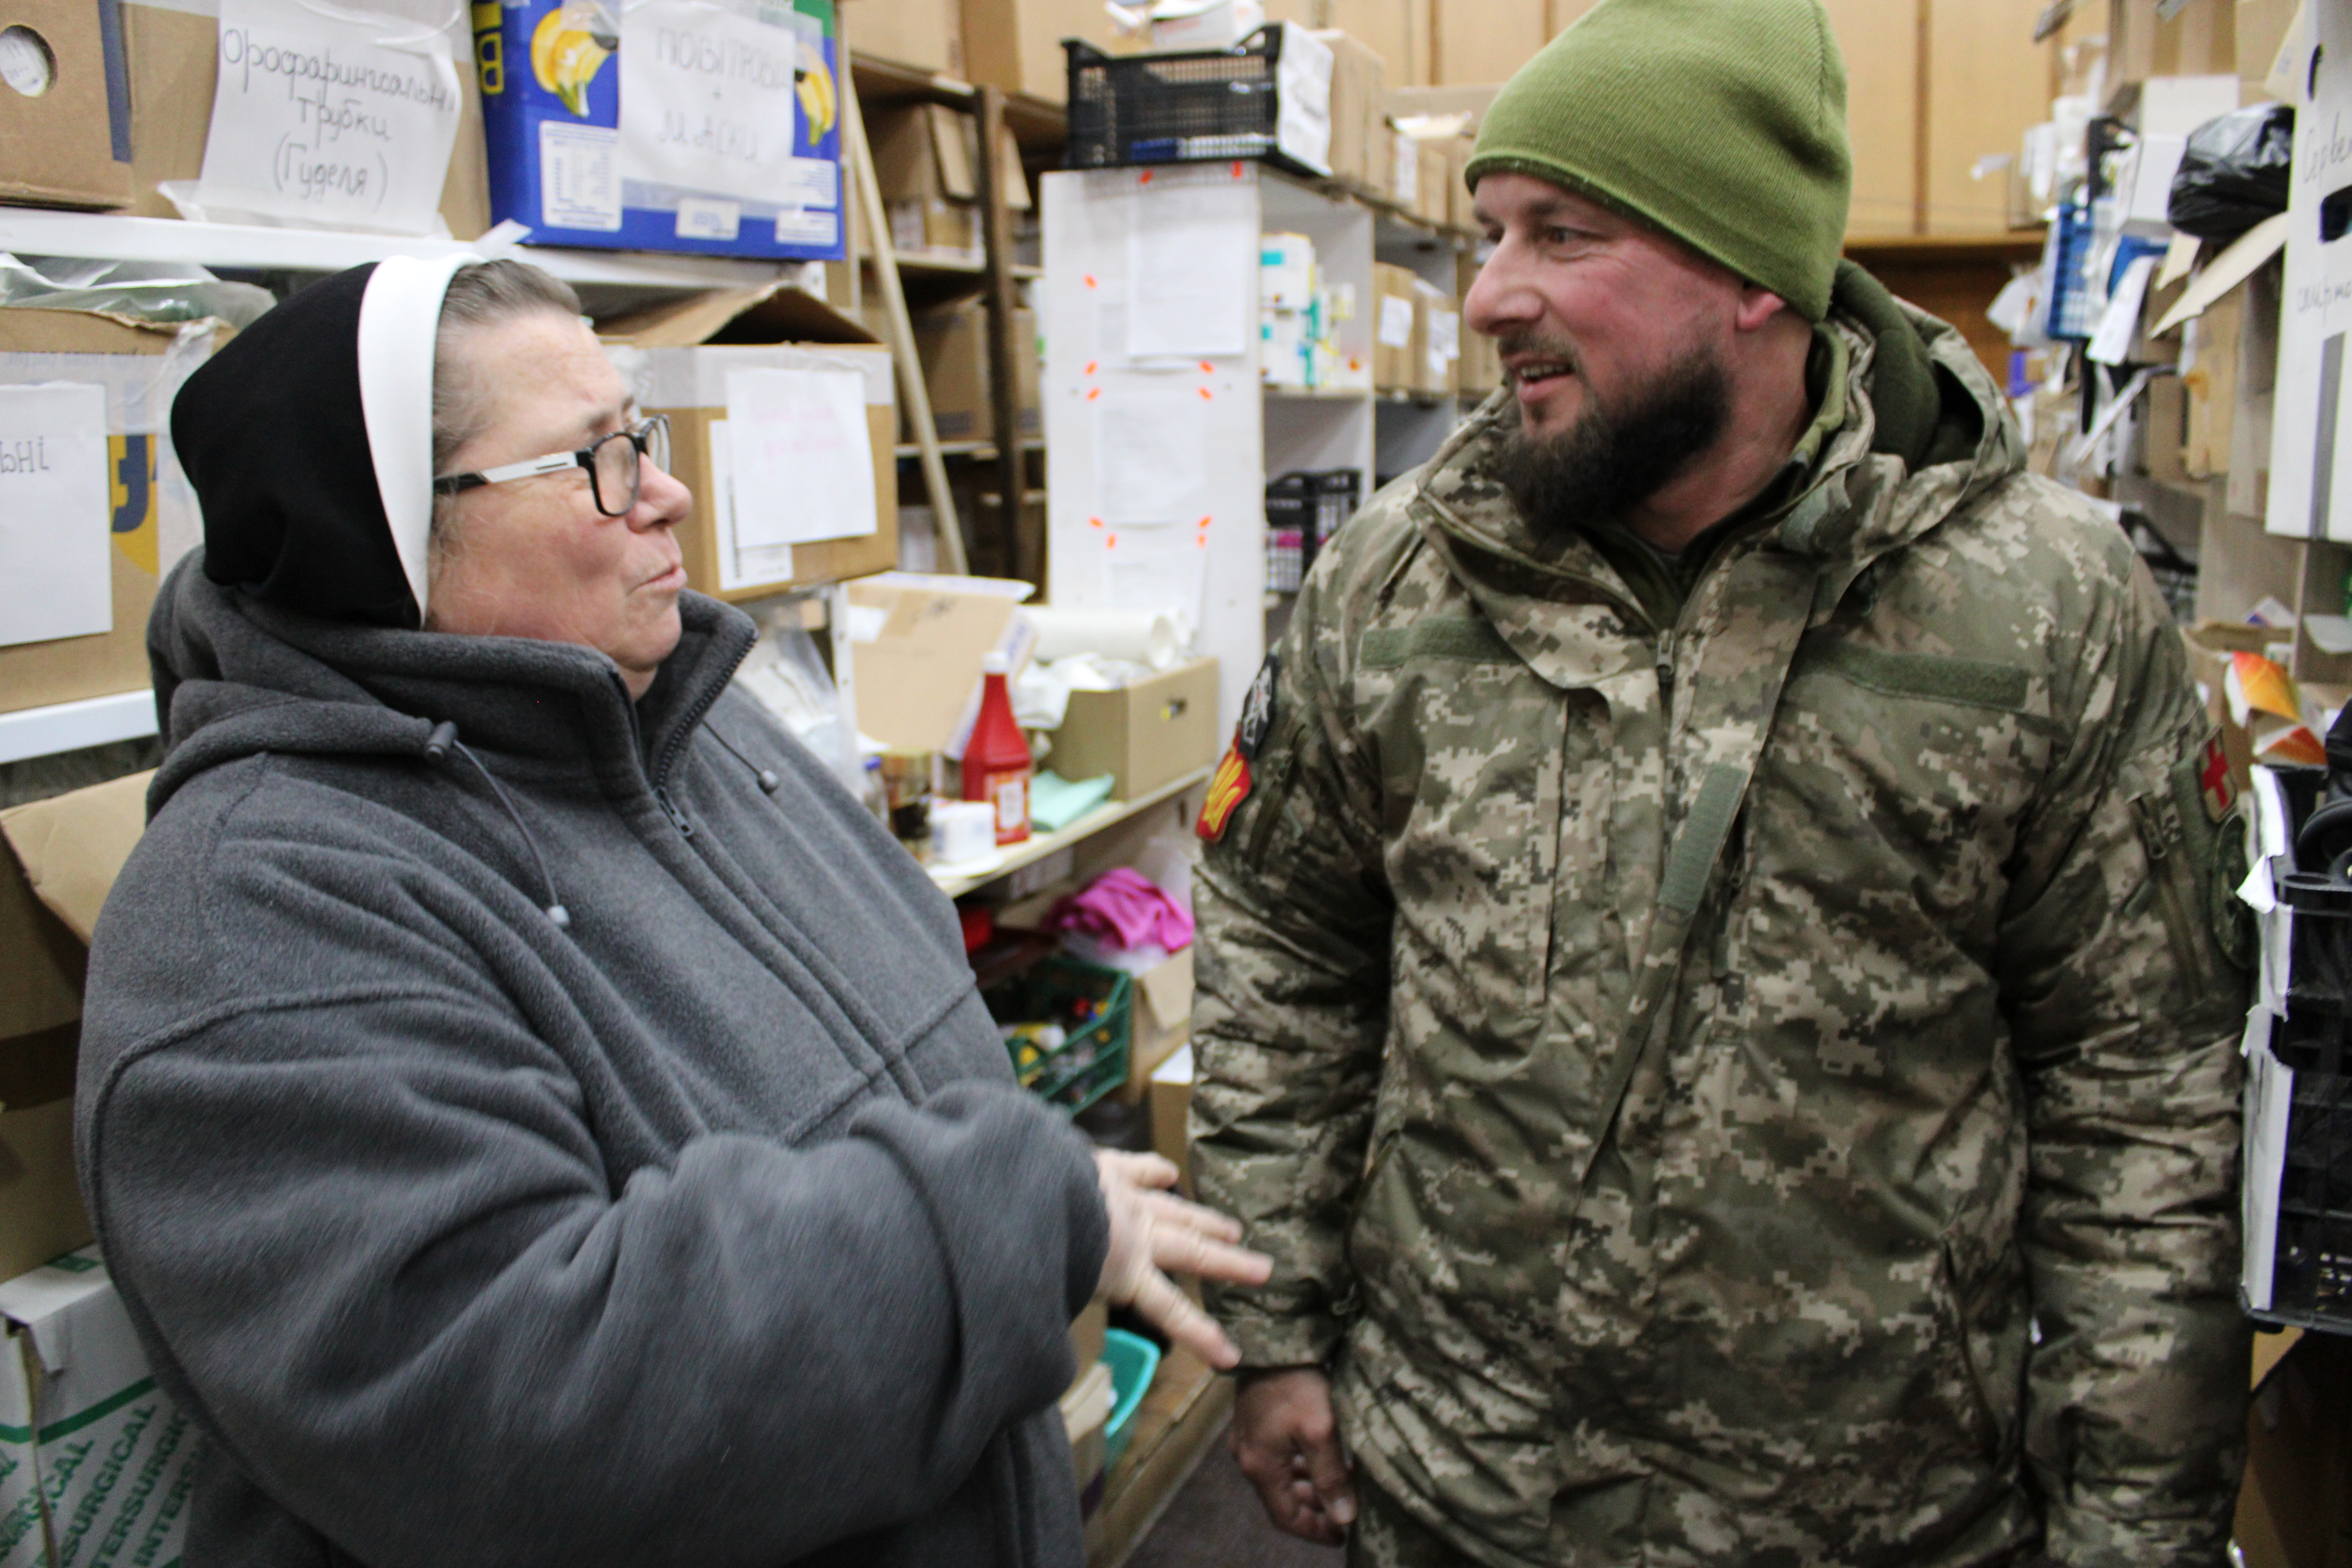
[1064,31,1322,176]
[1264,468,1362,592]
[2252,765,2352,1331]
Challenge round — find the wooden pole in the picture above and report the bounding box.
[842,74,971,575]
[975,84,1028,584]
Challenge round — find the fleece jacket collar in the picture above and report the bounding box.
[145,553,757,819]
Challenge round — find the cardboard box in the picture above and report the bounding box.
[0,1249,199,1568]
[868,101,980,257]
[1271,0,1429,89]
[1069,1297,1107,1372]
[958,0,1114,103]
[474,0,842,259]
[1060,1357,1112,1511]
[1416,137,1446,223]
[1442,134,1473,230]
[839,0,963,75]
[1110,947,1192,1105]
[2266,5,2352,543]
[2236,1329,2352,1568]
[1310,30,1386,191]
[599,285,897,597]
[1373,262,1417,392]
[0,0,132,209]
[1456,248,1499,396]
[116,0,490,233]
[1410,276,1457,397]
[910,302,1040,442]
[1430,0,1543,86]
[1050,658,1220,802]
[0,773,155,1291]
[0,308,223,717]
[844,577,1029,753]
[1149,1041,1194,1198]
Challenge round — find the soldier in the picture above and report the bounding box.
[1189,0,2254,1563]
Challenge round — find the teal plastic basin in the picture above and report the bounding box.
[1101,1328,1161,1469]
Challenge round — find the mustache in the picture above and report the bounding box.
[1495,332,1579,377]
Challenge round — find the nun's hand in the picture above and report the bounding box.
[1093,1150,1271,1369]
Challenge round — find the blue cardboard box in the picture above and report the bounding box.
[471,0,844,260]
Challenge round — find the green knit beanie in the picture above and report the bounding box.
[1464,0,1852,321]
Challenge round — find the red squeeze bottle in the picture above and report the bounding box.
[963,652,1032,846]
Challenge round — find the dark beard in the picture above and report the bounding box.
[1490,347,1731,536]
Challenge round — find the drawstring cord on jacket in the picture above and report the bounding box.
[423,721,572,931]
[707,727,781,794]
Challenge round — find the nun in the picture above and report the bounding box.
[74,256,1265,1568]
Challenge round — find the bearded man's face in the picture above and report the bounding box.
[1489,339,1730,533]
[1464,173,1760,532]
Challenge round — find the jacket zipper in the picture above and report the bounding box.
[1655,629,1677,710]
[2132,790,2214,995]
[632,641,744,842]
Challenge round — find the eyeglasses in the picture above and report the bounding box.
[432,414,672,518]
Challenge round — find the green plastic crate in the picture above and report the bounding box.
[985,956,1133,1116]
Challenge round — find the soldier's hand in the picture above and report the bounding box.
[1094,1151,1271,1369]
[1232,1365,1356,1544]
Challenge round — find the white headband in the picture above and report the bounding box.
[357,253,482,624]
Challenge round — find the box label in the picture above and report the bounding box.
[675,194,740,240]
[539,119,621,230]
[196,0,466,235]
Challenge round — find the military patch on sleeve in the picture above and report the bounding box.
[1197,655,1278,843]
[1236,655,1279,760]
[1196,744,1252,842]
[2198,732,2235,823]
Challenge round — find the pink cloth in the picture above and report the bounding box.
[1047,868,1193,952]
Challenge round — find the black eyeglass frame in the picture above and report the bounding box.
[430,414,672,519]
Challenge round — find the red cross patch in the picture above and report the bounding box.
[2199,734,2235,823]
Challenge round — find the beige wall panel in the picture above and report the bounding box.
[1824,0,1920,239]
[1927,0,2046,234]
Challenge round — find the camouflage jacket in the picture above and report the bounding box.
[1191,296,2250,1567]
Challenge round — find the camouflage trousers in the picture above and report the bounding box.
[1346,1481,1478,1568]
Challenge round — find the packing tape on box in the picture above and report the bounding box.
[1022,608,1180,671]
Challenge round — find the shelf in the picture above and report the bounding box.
[1843,231,2047,265]
[865,248,1042,282]
[1266,386,1372,402]
[0,690,158,766]
[0,211,803,290]
[927,766,1211,899]
[891,437,1046,459]
[846,53,1065,152]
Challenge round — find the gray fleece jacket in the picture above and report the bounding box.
[76,557,1108,1568]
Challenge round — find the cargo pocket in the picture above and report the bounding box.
[2130,781,2220,1000]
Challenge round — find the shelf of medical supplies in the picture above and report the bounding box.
[0,690,158,767]
[929,765,1212,900]
[0,212,797,290]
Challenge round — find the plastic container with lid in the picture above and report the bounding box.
[962,651,1033,846]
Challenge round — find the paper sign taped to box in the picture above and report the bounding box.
[724,366,877,548]
[618,0,828,207]
[0,385,111,651]
[196,0,465,234]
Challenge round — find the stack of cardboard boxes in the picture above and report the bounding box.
[1372,262,1459,399]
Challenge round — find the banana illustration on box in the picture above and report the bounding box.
[796,42,837,147]
[531,0,617,118]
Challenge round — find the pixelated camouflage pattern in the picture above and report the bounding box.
[1191,299,2250,1568]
